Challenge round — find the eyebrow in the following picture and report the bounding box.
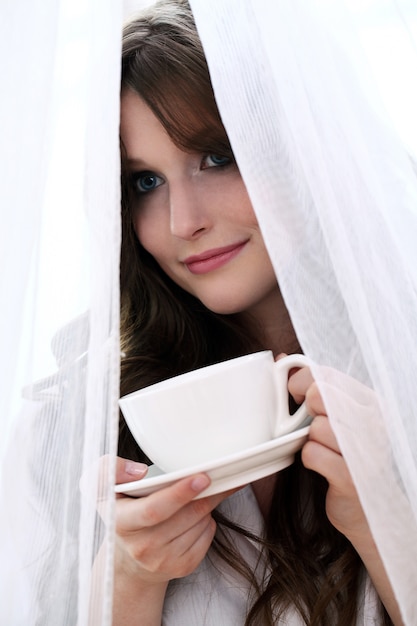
[124,157,149,170]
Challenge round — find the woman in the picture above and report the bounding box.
[114,1,401,623]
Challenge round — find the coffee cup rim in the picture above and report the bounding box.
[119,349,272,402]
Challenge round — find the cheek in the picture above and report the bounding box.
[133,210,164,259]
[228,185,260,228]
[131,189,171,256]
[219,171,259,225]
[242,200,260,228]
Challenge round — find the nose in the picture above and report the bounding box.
[169,179,211,240]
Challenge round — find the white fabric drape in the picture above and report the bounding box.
[189,0,417,623]
[2,0,417,624]
[0,0,122,624]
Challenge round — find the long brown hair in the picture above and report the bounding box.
[119,2,391,624]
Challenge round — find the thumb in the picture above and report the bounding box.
[115,456,148,484]
[80,455,148,499]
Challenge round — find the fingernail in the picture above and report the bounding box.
[125,460,148,476]
[191,474,210,492]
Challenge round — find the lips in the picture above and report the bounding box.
[183,241,248,275]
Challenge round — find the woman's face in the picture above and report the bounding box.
[120,89,279,318]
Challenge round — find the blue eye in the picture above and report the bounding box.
[204,154,232,168]
[132,171,163,194]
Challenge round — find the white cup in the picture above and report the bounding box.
[119,351,311,473]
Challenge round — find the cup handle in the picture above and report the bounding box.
[272,354,312,438]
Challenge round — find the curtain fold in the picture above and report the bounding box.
[2,0,417,623]
[0,0,122,623]
[189,1,417,623]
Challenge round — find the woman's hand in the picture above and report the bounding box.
[288,366,404,625]
[288,368,369,540]
[115,461,223,585]
[112,457,231,625]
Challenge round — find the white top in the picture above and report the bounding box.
[162,486,381,625]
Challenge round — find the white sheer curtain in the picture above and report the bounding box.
[0,0,122,624]
[189,0,417,623]
[2,0,417,624]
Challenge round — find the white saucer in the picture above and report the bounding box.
[115,426,310,500]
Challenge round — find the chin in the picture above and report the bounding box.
[199,297,248,316]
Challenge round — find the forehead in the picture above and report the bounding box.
[120,89,171,158]
[120,78,231,160]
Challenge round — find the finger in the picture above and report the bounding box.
[116,476,232,540]
[287,367,315,405]
[152,486,237,545]
[115,456,149,485]
[175,513,217,560]
[305,382,327,417]
[308,415,340,453]
[174,516,217,577]
[81,455,148,501]
[302,440,351,491]
[155,507,218,577]
[126,511,217,580]
[117,474,212,531]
